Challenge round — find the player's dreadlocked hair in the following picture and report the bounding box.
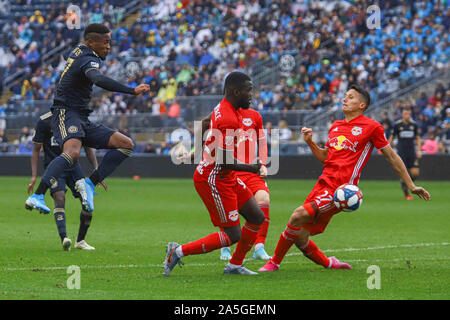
[224,71,251,94]
[84,23,110,39]
[349,84,371,110]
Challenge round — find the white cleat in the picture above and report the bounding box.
[252,247,271,260]
[62,237,72,251]
[220,247,232,260]
[223,264,258,275]
[74,240,95,250]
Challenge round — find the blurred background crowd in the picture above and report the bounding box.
[0,0,448,155]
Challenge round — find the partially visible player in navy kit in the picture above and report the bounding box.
[389,108,422,200]
[26,112,105,251]
[25,23,150,214]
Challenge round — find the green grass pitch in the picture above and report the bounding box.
[0,177,448,300]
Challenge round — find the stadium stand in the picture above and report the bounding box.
[0,0,448,155]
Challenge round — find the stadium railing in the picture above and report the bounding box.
[3,59,448,135]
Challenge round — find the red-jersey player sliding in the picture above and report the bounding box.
[259,85,431,272]
[219,107,272,261]
[163,71,266,276]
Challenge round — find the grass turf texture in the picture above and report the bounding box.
[0,177,448,300]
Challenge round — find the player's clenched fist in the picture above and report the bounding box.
[134,84,150,95]
[301,127,313,143]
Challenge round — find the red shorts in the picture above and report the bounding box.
[301,179,341,235]
[235,172,269,194]
[193,169,253,228]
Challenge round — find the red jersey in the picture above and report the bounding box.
[236,108,267,166]
[322,114,389,188]
[196,98,243,179]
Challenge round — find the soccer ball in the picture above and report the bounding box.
[333,184,363,212]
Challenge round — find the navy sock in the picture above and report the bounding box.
[71,163,85,181]
[89,149,131,185]
[54,207,67,241]
[35,181,48,195]
[77,211,93,242]
[41,153,74,190]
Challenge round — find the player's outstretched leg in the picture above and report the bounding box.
[87,132,133,190]
[25,193,51,214]
[295,236,352,270]
[164,230,234,276]
[259,205,312,272]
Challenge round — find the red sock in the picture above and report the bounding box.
[181,231,232,256]
[300,239,330,268]
[255,204,270,246]
[272,223,301,265]
[229,222,261,265]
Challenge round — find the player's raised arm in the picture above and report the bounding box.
[257,114,268,178]
[302,127,328,163]
[82,24,149,95]
[381,145,430,200]
[85,68,149,95]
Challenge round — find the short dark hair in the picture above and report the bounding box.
[84,23,110,39]
[224,71,251,93]
[349,84,371,110]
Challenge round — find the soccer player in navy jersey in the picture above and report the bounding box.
[26,23,149,213]
[26,112,105,250]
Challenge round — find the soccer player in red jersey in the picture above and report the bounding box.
[259,85,431,272]
[219,106,272,261]
[163,72,266,276]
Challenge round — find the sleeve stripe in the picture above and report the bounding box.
[84,67,99,74]
[379,143,390,150]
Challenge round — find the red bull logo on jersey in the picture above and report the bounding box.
[228,210,239,222]
[352,126,363,136]
[328,135,358,152]
[243,118,253,126]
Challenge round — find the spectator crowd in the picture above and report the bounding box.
[0,0,449,155]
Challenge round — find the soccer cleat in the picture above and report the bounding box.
[220,247,232,260]
[258,259,280,272]
[75,178,94,212]
[329,256,352,269]
[25,194,51,214]
[405,195,414,201]
[74,240,95,250]
[252,247,271,260]
[163,242,184,277]
[62,237,72,251]
[223,264,258,275]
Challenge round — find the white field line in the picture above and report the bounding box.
[2,242,448,272]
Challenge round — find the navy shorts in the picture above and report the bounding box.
[399,152,419,169]
[49,164,84,199]
[51,107,115,149]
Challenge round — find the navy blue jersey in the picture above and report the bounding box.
[53,44,103,113]
[391,119,419,155]
[32,112,62,168]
